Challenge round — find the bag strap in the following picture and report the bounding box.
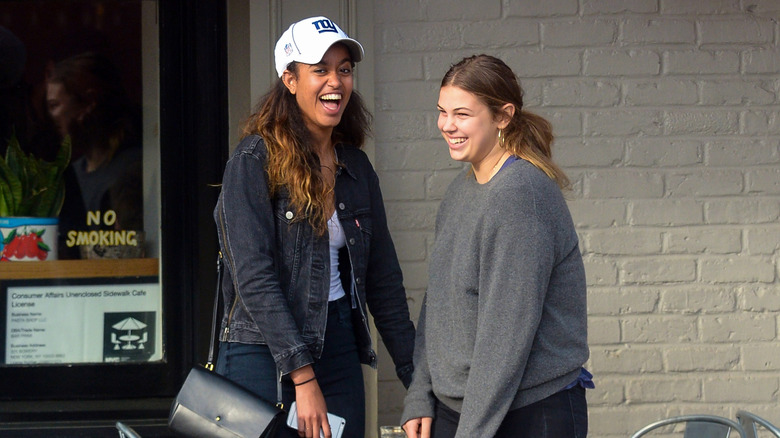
[207,251,284,409]
[205,251,223,369]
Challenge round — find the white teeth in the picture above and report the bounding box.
[450,138,466,144]
[321,94,341,101]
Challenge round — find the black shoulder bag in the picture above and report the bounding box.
[168,252,286,437]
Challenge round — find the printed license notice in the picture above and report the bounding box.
[4,279,161,365]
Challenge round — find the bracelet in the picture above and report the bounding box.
[294,376,316,387]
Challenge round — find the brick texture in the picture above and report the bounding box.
[372,1,780,435]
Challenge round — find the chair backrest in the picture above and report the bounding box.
[631,414,746,438]
[737,410,780,438]
[684,421,734,438]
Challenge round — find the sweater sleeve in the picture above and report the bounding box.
[400,297,436,424]
[454,176,556,437]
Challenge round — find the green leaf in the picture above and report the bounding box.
[49,179,67,217]
[0,157,22,214]
[5,134,29,200]
[48,137,71,217]
[2,228,16,245]
[1,133,71,218]
[54,136,72,175]
[0,178,16,216]
[36,175,59,216]
[37,241,51,252]
[0,184,9,216]
[18,190,44,217]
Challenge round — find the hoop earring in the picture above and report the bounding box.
[498,129,505,146]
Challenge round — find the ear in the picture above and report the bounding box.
[282,70,297,95]
[497,103,515,129]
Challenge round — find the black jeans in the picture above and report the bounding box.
[216,296,364,438]
[432,386,588,438]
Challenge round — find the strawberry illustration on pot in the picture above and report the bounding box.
[1,228,50,261]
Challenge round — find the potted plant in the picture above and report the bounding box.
[0,134,71,261]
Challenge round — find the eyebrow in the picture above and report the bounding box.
[315,57,352,67]
[437,104,471,112]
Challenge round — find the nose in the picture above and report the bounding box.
[327,71,342,87]
[439,114,455,133]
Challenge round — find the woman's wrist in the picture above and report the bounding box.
[294,375,317,386]
[290,365,316,386]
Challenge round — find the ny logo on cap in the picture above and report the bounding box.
[311,19,337,34]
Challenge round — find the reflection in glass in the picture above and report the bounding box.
[0,1,162,367]
[48,52,145,259]
[0,1,147,260]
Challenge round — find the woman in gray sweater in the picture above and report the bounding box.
[401,55,592,438]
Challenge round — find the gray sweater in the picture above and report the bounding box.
[401,158,589,437]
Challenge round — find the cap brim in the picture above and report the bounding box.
[293,38,363,66]
[338,38,364,63]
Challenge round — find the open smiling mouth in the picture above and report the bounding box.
[320,93,342,112]
[446,136,466,146]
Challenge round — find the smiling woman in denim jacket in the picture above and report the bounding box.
[213,16,415,438]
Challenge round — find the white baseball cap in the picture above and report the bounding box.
[274,16,364,77]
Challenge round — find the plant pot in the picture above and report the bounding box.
[0,217,59,261]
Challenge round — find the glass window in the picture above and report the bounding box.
[0,0,161,367]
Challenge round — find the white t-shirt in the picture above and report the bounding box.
[327,210,347,302]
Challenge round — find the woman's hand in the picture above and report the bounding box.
[402,417,432,438]
[291,366,331,438]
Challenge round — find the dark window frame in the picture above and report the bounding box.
[0,0,227,429]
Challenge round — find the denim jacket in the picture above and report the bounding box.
[214,135,415,387]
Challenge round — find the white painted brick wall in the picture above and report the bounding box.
[372,0,780,436]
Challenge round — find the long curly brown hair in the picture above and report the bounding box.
[242,62,372,235]
[441,54,570,190]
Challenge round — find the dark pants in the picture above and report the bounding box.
[216,296,365,438]
[431,386,588,438]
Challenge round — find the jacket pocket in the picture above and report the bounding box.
[273,197,305,298]
[352,209,373,252]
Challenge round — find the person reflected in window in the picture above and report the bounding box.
[46,52,144,258]
[401,55,592,438]
[0,25,28,154]
[213,16,415,438]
